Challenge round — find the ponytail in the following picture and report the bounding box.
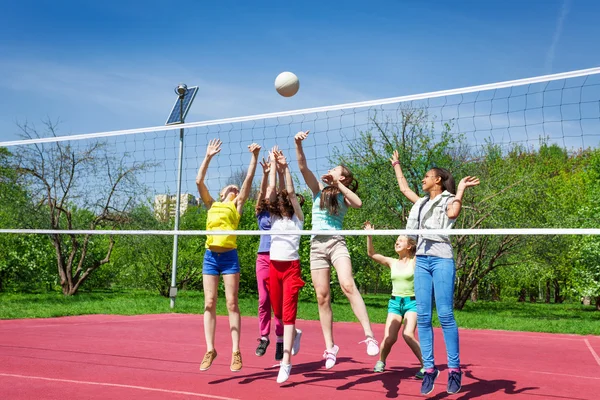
[431,167,456,194]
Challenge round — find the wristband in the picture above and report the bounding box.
[392,161,400,167]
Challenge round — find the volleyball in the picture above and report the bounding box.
[274,71,300,97]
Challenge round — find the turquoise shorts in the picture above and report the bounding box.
[388,295,417,317]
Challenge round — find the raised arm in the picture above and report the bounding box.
[256,156,270,213]
[364,221,393,267]
[390,150,420,204]
[276,150,303,222]
[195,138,221,209]
[294,130,322,196]
[322,173,362,209]
[447,176,480,219]
[276,153,286,192]
[267,147,278,204]
[235,142,261,214]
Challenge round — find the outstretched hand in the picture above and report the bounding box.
[294,130,310,143]
[389,150,400,165]
[363,221,374,230]
[268,145,279,164]
[274,149,288,167]
[458,176,480,190]
[259,156,270,174]
[248,143,262,155]
[206,138,222,157]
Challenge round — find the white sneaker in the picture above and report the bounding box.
[277,363,292,384]
[323,345,339,369]
[292,329,302,356]
[359,337,380,356]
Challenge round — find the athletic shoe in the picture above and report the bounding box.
[373,360,385,372]
[199,349,217,371]
[277,363,292,384]
[255,338,270,356]
[415,367,425,379]
[447,370,462,394]
[230,350,243,372]
[420,368,439,395]
[358,337,380,356]
[275,341,284,361]
[291,329,302,356]
[323,345,339,369]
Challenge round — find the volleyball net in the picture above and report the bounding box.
[0,66,599,237]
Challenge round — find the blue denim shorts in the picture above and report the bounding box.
[203,249,240,275]
[388,295,417,317]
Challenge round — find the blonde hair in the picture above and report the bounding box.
[398,235,417,257]
[220,184,239,200]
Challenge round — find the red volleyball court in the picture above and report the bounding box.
[0,314,599,399]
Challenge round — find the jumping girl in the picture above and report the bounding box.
[196,138,261,373]
[294,130,378,370]
[267,148,305,383]
[254,153,285,360]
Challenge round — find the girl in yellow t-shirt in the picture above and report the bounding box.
[196,138,261,373]
[364,221,424,378]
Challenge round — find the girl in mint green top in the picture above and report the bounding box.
[295,130,378,369]
[365,221,424,376]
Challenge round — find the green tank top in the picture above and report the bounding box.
[390,258,416,297]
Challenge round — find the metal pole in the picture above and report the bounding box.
[170,96,185,308]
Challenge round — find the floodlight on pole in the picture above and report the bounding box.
[166,83,198,308]
[175,83,188,97]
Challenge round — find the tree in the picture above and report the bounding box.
[328,107,576,309]
[570,148,600,309]
[0,147,56,291]
[13,120,152,295]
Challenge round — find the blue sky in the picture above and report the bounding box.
[1,0,599,144]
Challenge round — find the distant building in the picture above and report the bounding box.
[154,193,198,221]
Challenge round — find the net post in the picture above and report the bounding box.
[170,94,186,309]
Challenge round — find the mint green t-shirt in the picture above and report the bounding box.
[311,191,347,231]
[390,258,416,297]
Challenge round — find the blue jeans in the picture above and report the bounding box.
[414,255,460,369]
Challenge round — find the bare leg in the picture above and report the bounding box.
[203,274,219,351]
[311,268,334,349]
[282,324,296,365]
[223,273,241,352]
[380,313,403,362]
[334,257,374,338]
[402,312,423,366]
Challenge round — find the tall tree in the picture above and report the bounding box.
[13,120,152,295]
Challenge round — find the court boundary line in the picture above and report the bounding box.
[584,339,600,366]
[0,372,240,400]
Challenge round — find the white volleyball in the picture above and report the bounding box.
[274,71,300,97]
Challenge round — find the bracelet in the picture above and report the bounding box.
[392,161,400,167]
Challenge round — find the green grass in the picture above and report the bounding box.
[0,290,598,335]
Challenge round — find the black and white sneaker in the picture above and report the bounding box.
[255,338,270,356]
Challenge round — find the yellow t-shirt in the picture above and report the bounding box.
[205,201,241,249]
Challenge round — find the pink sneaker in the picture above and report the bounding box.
[359,337,379,356]
[323,345,339,369]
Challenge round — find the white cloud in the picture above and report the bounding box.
[545,0,572,73]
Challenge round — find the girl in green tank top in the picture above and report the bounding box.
[365,221,424,377]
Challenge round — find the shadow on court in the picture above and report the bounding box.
[334,366,419,398]
[428,369,539,400]
[207,358,356,385]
